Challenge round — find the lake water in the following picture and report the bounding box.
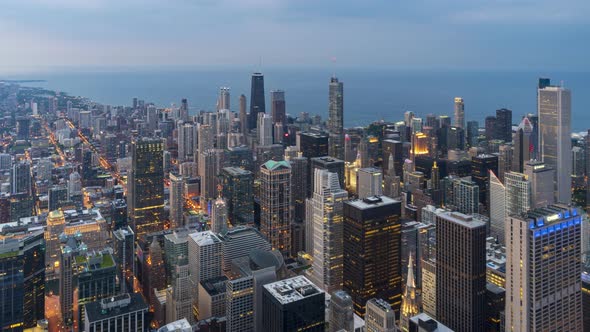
[5,66,590,131]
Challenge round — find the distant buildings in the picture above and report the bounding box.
[453,97,465,129]
[328,77,345,160]
[249,73,266,131]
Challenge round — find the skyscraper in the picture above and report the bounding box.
[177,122,198,162]
[524,160,555,208]
[466,120,479,147]
[169,173,184,229]
[260,160,292,254]
[365,298,397,332]
[249,73,265,131]
[495,108,512,142]
[220,167,254,225]
[270,90,286,125]
[128,138,165,238]
[217,87,230,111]
[356,167,383,199]
[489,170,506,242]
[512,116,534,173]
[261,276,325,331]
[436,212,486,332]
[329,290,354,332]
[11,160,31,195]
[538,81,572,204]
[188,231,222,315]
[328,77,344,160]
[210,196,228,234]
[471,154,498,206]
[454,97,465,129]
[343,196,402,316]
[239,94,248,134]
[258,113,273,146]
[308,169,348,293]
[505,205,582,331]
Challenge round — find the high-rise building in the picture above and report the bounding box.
[45,210,66,277]
[298,131,329,159]
[466,120,479,147]
[270,90,286,125]
[329,290,354,332]
[239,94,248,134]
[307,169,348,293]
[188,231,222,314]
[538,82,572,204]
[260,160,292,254]
[128,138,165,238]
[512,117,534,173]
[218,225,271,274]
[343,196,402,316]
[11,160,31,195]
[220,167,254,225]
[0,229,45,330]
[471,154,498,206]
[495,108,512,142]
[485,116,497,140]
[489,170,506,242]
[261,276,325,331]
[365,298,397,332]
[452,177,479,215]
[310,156,346,194]
[258,113,274,146]
[435,212,486,332]
[166,258,194,325]
[210,196,228,234]
[143,239,167,308]
[83,293,148,332]
[217,87,230,111]
[328,77,345,160]
[505,205,582,331]
[289,156,309,224]
[198,149,224,201]
[356,167,383,199]
[113,226,135,292]
[169,173,184,229]
[48,185,68,211]
[197,124,214,155]
[523,160,555,208]
[453,97,465,129]
[177,122,198,162]
[249,73,265,131]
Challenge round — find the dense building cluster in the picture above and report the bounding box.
[0,75,587,332]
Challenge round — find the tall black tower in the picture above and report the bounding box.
[249,72,265,131]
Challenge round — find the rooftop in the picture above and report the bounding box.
[85,293,148,323]
[346,195,399,210]
[264,275,323,305]
[438,211,487,229]
[189,230,221,246]
[261,160,291,171]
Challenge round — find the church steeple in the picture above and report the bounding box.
[400,253,420,331]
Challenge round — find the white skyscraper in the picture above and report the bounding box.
[177,122,198,162]
[307,169,348,294]
[454,97,465,129]
[489,171,506,243]
[210,196,228,234]
[356,167,383,199]
[217,87,230,111]
[169,173,184,228]
[188,231,222,312]
[505,205,582,331]
[258,113,273,146]
[166,260,194,324]
[538,83,571,204]
[365,298,397,332]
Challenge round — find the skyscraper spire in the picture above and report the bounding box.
[400,253,420,332]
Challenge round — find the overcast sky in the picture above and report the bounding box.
[1,0,589,72]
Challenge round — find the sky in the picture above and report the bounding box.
[1,0,589,72]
